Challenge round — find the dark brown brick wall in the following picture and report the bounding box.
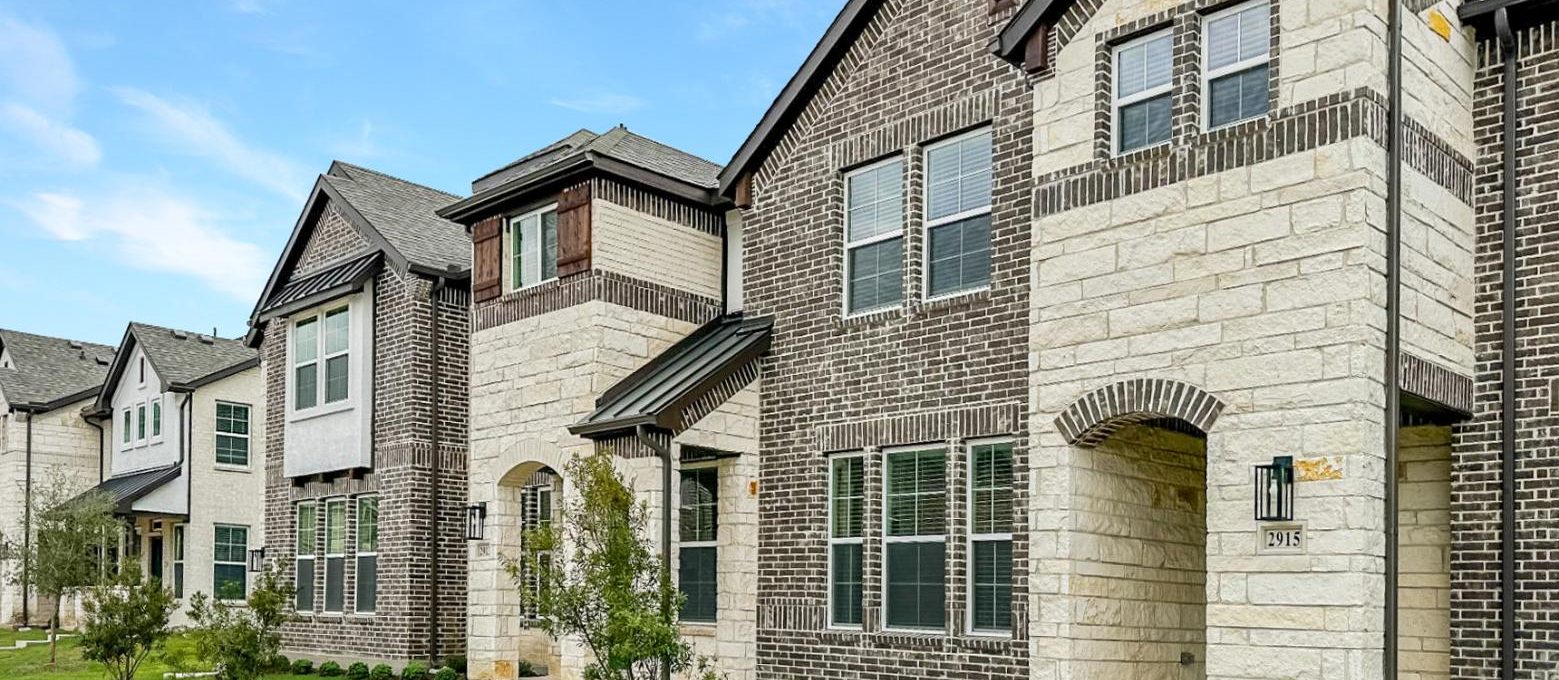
[1454,21,1559,680]
[261,199,470,664]
[738,1,1033,677]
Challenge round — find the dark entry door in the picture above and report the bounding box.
[148,536,164,584]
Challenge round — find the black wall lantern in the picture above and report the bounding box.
[466,502,488,541]
[247,547,267,573]
[1254,456,1295,522]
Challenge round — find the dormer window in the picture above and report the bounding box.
[508,206,558,291]
[1114,30,1173,154]
[292,305,351,412]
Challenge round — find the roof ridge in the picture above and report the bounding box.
[0,327,116,353]
[471,129,601,185]
[331,161,463,200]
[128,321,245,345]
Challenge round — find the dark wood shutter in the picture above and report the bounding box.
[556,183,592,278]
[472,215,504,303]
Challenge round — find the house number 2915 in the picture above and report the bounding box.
[1258,523,1306,555]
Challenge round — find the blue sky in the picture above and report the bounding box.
[0,0,838,346]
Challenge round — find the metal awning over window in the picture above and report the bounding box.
[256,251,381,322]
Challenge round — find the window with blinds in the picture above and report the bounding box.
[295,502,316,611]
[1115,30,1173,153]
[1204,1,1270,129]
[845,158,906,315]
[969,441,1014,633]
[829,455,865,627]
[355,496,378,614]
[324,499,347,613]
[509,207,559,291]
[678,467,719,623]
[884,448,947,630]
[924,130,993,298]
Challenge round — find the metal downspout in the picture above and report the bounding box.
[85,415,105,483]
[1384,0,1403,676]
[428,276,447,664]
[633,424,673,680]
[1496,9,1518,680]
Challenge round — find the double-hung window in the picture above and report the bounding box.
[150,397,162,441]
[213,524,248,601]
[509,207,559,291]
[844,159,905,315]
[1115,30,1173,153]
[293,306,350,411]
[172,524,185,599]
[295,503,317,611]
[324,499,347,612]
[678,467,718,623]
[884,447,947,630]
[924,131,993,298]
[968,441,1014,634]
[828,455,865,628]
[136,400,148,445]
[121,409,132,447]
[355,496,378,614]
[1204,1,1270,129]
[216,402,250,467]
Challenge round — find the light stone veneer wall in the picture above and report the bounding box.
[0,397,101,626]
[592,200,723,301]
[469,298,756,680]
[1396,426,1450,680]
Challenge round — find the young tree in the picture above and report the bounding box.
[187,561,295,680]
[79,563,177,680]
[504,453,719,680]
[7,466,121,666]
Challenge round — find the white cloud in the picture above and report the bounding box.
[0,104,101,169]
[113,87,309,202]
[16,187,270,301]
[549,93,645,115]
[0,13,81,115]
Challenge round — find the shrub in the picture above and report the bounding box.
[441,656,466,675]
[188,563,296,680]
[401,662,429,680]
[79,565,178,680]
[270,655,291,673]
[369,665,395,680]
[347,662,370,680]
[515,660,539,678]
[319,661,343,677]
[433,668,456,680]
[292,659,314,675]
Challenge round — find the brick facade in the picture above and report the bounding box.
[738,0,1034,677]
[1453,19,1559,680]
[260,199,470,665]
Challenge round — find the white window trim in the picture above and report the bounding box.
[290,304,351,416]
[322,498,347,614]
[1113,29,1175,156]
[506,203,561,293]
[213,523,248,602]
[137,357,146,386]
[215,401,251,469]
[295,502,317,612]
[678,461,720,624]
[171,523,185,600]
[965,437,1015,638]
[121,408,132,448]
[149,396,163,444]
[321,307,351,406]
[881,445,949,634]
[826,452,865,631]
[354,495,378,616]
[921,128,995,302]
[843,157,906,319]
[1201,0,1271,132]
[135,399,149,447]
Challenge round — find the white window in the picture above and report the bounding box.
[678,465,719,623]
[172,524,185,599]
[213,524,248,601]
[828,454,864,628]
[355,496,378,614]
[150,397,162,442]
[883,447,947,631]
[1115,29,1174,154]
[508,206,559,291]
[844,159,905,315]
[215,402,250,467]
[924,130,993,299]
[1203,1,1271,129]
[323,499,347,613]
[292,305,350,411]
[967,441,1014,635]
[295,502,317,611]
[121,408,132,447]
[136,400,148,446]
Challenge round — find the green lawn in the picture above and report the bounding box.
[0,628,50,649]
[0,631,357,680]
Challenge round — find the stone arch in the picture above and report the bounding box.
[1054,378,1225,448]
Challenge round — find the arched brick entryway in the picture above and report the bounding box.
[1053,377,1225,448]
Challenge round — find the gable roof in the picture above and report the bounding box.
[97,323,259,410]
[0,329,114,411]
[716,0,884,198]
[247,161,470,345]
[440,125,725,223]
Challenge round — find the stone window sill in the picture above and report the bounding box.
[679,622,717,638]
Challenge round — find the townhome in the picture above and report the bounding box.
[712,1,1475,679]
[245,161,471,666]
[437,126,761,680]
[82,323,262,626]
[0,329,114,626]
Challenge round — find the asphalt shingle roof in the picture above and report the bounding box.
[472,126,722,195]
[128,323,257,388]
[325,162,470,274]
[0,329,114,409]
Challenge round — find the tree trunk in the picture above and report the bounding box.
[47,596,59,667]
